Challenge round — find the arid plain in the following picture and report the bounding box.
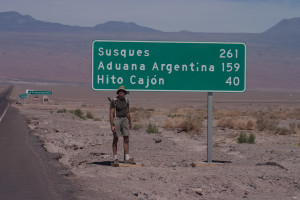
[1,11,300,200]
[4,84,299,200]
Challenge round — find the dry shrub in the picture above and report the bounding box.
[274,127,291,135]
[168,107,205,120]
[256,116,296,135]
[269,110,289,120]
[163,107,205,133]
[245,110,260,117]
[289,122,298,133]
[162,116,202,133]
[213,109,241,119]
[130,106,143,113]
[130,107,152,122]
[254,109,300,121]
[287,108,300,120]
[132,123,143,130]
[217,117,256,130]
[256,117,278,132]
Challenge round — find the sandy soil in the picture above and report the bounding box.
[11,85,300,200]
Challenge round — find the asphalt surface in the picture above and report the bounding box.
[0,86,11,123]
[0,86,78,200]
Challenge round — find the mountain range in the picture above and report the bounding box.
[0,11,299,91]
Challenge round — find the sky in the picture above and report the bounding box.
[1,0,300,33]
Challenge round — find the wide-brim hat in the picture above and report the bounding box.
[116,85,127,94]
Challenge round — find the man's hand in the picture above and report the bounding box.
[111,125,116,133]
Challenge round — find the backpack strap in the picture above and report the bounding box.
[113,97,117,117]
[113,97,128,106]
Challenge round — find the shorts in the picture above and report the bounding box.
[113,117,130,137]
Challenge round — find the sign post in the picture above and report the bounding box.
[92,40,246,163]
[207,92,213,163]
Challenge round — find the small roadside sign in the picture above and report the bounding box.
[18,93,28,99]
[27,91,52,95]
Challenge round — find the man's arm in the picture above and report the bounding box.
[110,108,116,133]
[127,111,132,129]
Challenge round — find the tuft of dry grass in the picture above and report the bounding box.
[213,109,242,119]
[168,107,206,119]
[216,117,256,130]
[130,107,152,122]
[132,123,144,130]
[256,116,298,135]
[252,109,300,121]
[162,116,202,133]
[162,107,204,133]
[256,117,279,132]
[288,108,300,120]
[289,122,300,134]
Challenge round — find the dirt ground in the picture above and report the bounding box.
[10,85,300,200]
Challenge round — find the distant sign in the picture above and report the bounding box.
[18,93,28,99]
[92,40,246,92]
[27,91,52,95]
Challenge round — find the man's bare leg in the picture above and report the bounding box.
[113,136,118,158]
[123,136,129,155]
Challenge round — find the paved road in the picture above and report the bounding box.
[0,86,77,200]
[0,86,11,123]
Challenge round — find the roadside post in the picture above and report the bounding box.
[207,92,213,163]
[92,40,246,163]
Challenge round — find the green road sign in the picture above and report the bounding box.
[27,91,52,95]
[19,93,28,99]
[92,40,246,92]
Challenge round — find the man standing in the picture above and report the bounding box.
[110,86,135,166]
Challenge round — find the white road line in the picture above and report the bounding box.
[0,103,9,124]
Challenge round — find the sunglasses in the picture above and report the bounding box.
[118,90,126,93]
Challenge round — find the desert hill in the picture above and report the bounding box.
[0,11,299,91]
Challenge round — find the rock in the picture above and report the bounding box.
[53,128,59,133]
[171,162,177,167]
[133,191,139,196]
[192,188,203,196]
[28,124,37,130]
[153,138,162,143]
[73,144,79,150]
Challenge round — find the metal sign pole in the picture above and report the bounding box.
[207,92,213,163]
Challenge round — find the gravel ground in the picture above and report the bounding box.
[15,100,300,200]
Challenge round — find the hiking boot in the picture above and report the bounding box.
[124,158,136,164]
[113,159,119,167]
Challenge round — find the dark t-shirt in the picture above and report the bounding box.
[110,96,129,117]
